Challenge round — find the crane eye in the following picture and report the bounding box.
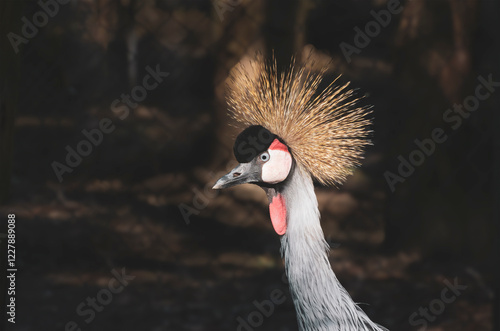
[260,151,270,162]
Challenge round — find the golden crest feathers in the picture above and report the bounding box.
[226,56,372,186]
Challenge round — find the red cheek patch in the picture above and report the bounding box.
[269,193,287,235]
[269,139,289,152]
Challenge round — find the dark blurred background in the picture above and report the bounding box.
[0,0,499,330]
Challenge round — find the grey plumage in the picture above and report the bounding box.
[279,164,387,331]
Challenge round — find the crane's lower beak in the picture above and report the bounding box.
[213,162,260,189]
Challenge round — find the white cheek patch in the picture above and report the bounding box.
[262,149,292,184]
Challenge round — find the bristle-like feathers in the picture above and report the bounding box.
[227,56,372,186]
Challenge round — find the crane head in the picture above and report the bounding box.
[213,125,292,190]
[213,125,292,235]
[212,55,372,236]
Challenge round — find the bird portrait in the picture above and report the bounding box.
[213,56,387,331]
[2,1,493,330]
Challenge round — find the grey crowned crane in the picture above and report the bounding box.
[213,57,387,331]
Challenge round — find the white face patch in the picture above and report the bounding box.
[261,143,292,184]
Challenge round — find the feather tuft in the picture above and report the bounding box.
[226,55,372,186]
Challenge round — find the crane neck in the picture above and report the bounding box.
[277,164,386,331]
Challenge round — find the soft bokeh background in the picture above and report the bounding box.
[0,0,499,330]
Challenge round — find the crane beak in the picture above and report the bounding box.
[213,162,260,189]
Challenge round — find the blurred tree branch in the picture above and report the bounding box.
[384,0,480,252]
[395,0,478,103]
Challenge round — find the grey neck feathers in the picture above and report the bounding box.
[279,165,387,331]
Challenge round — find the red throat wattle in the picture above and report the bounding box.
[269,193,287,235]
